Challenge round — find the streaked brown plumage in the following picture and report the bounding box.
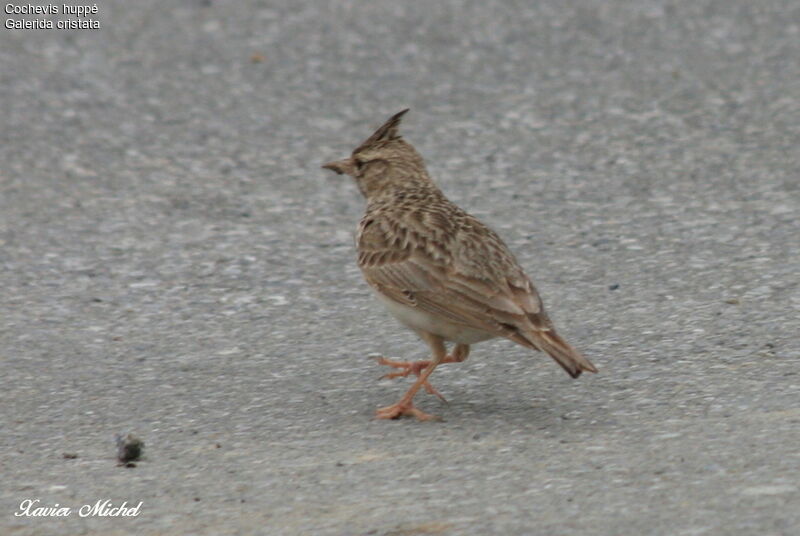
[322,109,597,421]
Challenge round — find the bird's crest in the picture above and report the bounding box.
[354,109,409,153]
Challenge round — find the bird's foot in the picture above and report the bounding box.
[375,357,447,402]
[375,400,441,421]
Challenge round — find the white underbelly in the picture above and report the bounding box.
[374,293,496,344]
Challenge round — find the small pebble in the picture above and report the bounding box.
[116,433,144,463]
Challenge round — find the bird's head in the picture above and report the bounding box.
[322,109,431,199]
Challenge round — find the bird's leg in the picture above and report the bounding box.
[376,333,450,421]
[376,344,470,402]
[376,356,446,402]
[376,357,430,379]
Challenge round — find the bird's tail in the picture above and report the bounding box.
[527,329,597,379]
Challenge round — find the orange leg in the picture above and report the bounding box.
[376,344,470,402]
[376,337,469,421]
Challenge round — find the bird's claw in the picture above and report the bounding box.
[375,401,442,421]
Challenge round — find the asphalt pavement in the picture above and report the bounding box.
[1,1,799,535]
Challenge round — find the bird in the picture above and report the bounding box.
[322,109,597,421]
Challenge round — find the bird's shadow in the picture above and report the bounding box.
[403,388,597,430]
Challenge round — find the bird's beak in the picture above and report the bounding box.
[321,158,355,176]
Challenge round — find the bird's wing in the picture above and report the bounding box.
[357,210,548,338]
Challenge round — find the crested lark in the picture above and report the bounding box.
[322,109,597,421]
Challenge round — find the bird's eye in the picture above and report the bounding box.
[354,159,365,170]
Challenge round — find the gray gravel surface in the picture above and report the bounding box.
[2,1,799,535]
